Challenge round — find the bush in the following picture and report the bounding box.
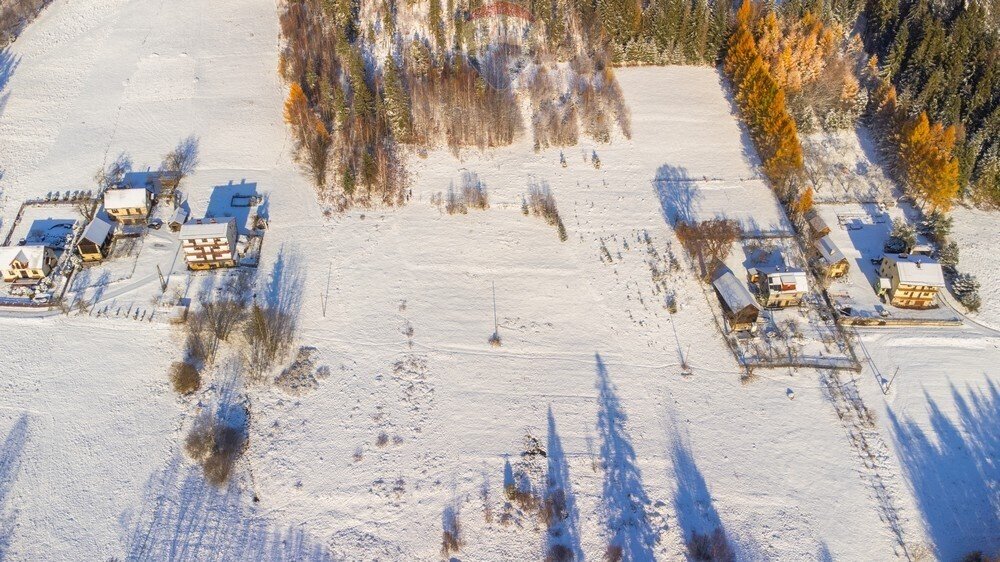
[184,410,247,486]
[527,183,568,241]
[170,362,201,395]
[687,528,735,562]
[953,273,982,313]
[440,507,462,557]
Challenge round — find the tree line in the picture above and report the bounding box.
[1,0,49,46]
[862,0,1000,208]
[279,0,633,208]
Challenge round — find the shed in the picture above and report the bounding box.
[807,212,831,238]
[814,235,849,278]
[713,270,761,332]
[168,207,190,232]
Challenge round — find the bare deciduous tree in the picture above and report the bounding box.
[675,219,741,278]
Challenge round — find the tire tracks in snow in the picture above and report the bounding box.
[821,369,917,560]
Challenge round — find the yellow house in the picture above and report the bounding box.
[103,187,151,225]
[0,246,56,283]
[814,235,850,278]
[878,254,945,308]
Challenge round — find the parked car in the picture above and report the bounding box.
[147,218,163,230]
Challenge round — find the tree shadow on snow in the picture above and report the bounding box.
[888,379,1000,561]
[653,164,702,228]
[545,406,583,561]
[0,49,19,119]
[123,455,332,561]
[595,353,656,560]
[261,244,305,317]
[0,414,29,560]
[671,437,735,562]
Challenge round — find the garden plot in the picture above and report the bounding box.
[0,202,83,302]
[720,237,855,371]
[812,203,960,324]
[802,129,894,204]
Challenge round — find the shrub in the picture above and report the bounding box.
[440,507,462,557]
[184,410,248,486]
[687,528,735,562]
[170,362,201,395]
[953,273,982,313]
[527,183,568,241]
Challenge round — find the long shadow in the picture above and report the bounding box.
[0,49,19,119]
[888,379,1000,561]
[671,438,734,562]
[545,406,583,560]
[262,244,305,318]
[595,353,656,559]
[123,455,332,561]
[0,414,29,559]
[206,181,260,237]
[653,164,701,228]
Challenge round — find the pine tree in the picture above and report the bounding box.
[382,56,412,142]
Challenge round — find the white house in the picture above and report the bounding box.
[758,266,809,308]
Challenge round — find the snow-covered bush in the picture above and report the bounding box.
[889,222,916,253]
[952,273,982,313]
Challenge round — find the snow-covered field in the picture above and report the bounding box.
[0,0,997,560]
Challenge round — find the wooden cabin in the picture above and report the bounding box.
[713,270,761,332]
[77,217,114,262]
[0,246,56,283]
[104,187,152,225]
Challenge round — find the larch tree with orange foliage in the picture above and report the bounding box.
[285,82,332,187]
[899,112,960,212]
[724,0,804,189]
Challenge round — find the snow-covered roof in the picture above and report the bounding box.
[169,206,189,225]
[179,218,235,240]
[81,217,113,244]
[103,188,149,210]
[0,246,51,269]
[762,266,809,293]
[814,235,846,265]
[884,254,945,287]
[808,213,830,233]
[713,270,759,313]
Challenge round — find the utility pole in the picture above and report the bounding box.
[321,261,331,317]
[883,367,900,395]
